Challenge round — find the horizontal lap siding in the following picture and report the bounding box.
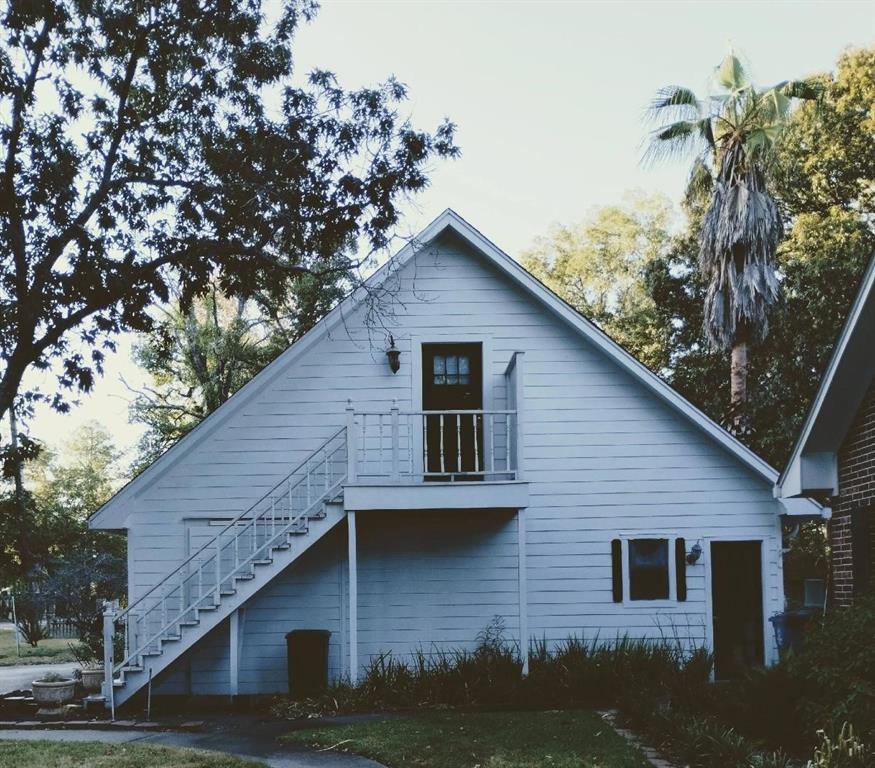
[126,233,783,690]
[356,510,519,664]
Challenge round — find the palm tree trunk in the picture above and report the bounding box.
[730,334,750,435]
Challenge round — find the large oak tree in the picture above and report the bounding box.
[0,0,457,461]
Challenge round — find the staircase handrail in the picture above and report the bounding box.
[116,426,346,625]
[112,477,346,675]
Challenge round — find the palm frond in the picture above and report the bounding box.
[698,144,782,348]
[643,119,712,167]
[715,51,749,92]
[646,85,701,124]
[684,157,714,209]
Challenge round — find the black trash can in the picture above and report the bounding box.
[286,629,331,698]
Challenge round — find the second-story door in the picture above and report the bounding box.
[422,343,483,480]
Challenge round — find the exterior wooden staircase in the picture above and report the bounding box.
[102,428,348,711]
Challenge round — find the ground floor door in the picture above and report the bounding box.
[710,540,764,680]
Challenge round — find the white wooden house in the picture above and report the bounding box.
[90,210,819,708]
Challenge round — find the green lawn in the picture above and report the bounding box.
[284,710,650,768]
[0,629,77,666]
[0,741,265,768]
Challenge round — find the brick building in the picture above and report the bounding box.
[777,256,875,607]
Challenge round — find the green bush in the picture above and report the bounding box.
[784,596,875,743]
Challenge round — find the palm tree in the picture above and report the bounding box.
[647,51,819,433]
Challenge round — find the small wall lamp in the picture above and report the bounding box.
[686,542,703,565]
[386,335,401,374]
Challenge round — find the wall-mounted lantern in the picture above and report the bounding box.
[386,335,401,374]
[686,542,703,565]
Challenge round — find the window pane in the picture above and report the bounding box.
[459,356,470,374]
[433,355,446,385]
[629,539,669,600]
[445,355,458,384]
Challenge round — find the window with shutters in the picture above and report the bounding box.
[611,535,688,604]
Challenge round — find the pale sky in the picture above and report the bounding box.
[28,0,875,463]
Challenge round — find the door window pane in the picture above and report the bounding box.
[433,355,445,384]
[629,539,669,600]
[432,354,470,386]
[446,355,458,384]
[459,356,470,385]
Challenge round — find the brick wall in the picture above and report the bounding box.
[832,375,875,606]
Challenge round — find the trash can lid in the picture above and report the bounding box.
[285,629,331,638]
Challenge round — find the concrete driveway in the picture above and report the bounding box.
[0,662,78,695]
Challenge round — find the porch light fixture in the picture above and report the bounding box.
[386,335,401,374]
[686,542,703,565]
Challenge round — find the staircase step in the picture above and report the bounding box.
[220,589,237,596]
[253,559,272,566]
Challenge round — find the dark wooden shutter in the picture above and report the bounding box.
[851,508,873,597]
[675,538,687,601]
[611,539,623,602]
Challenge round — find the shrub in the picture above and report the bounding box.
[36,672,69,683]
[45,550,126,661]
[785,596,875,743]
[13,592,50,647]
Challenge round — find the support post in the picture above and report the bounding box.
[102,600,117,718]
[512,352,526,480]
[346,401,358,483]
[229,609,239,699]
[518,509,529,676]
[347,510,358,684]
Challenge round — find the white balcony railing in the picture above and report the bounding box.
[348,407,519,483]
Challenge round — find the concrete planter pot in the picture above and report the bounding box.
[79,667,104,693]
[31,678,76,706]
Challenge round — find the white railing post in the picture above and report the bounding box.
[102,599,117,716]
[390,399,400,481]
[346,401,358,483]
[214,538,221,605]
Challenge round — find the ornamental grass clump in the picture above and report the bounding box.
[271,618,712,719]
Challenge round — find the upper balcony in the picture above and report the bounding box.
[342,352,529,511]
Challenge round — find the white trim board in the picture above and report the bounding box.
[91,209,818,528]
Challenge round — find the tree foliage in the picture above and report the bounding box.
[647,51,819,353]
[128,268,348,469]
[0,0,458,459]
[0,421,124,585]
[522,191,674,371]
[644,47,874,465]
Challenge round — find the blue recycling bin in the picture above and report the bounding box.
[769,608,816,656]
